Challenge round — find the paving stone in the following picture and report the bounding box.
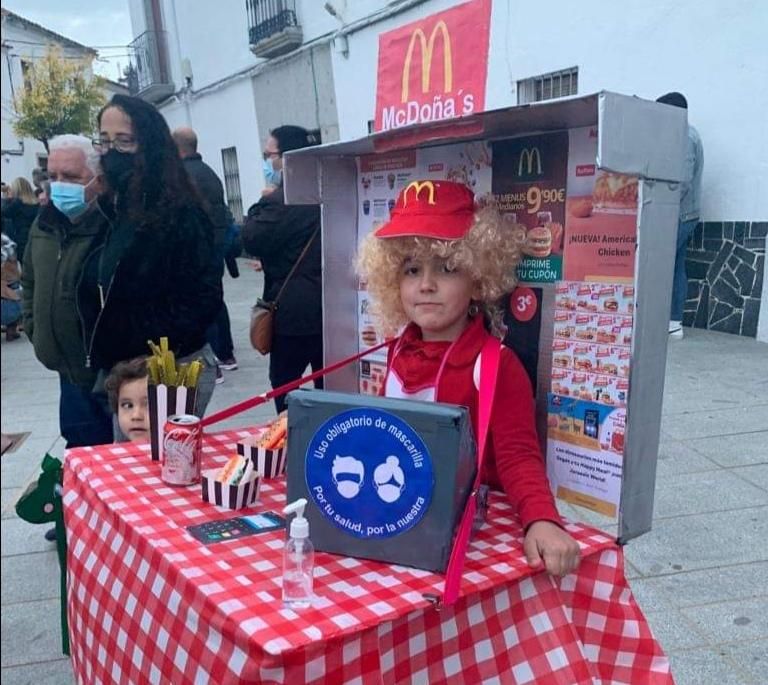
[680,597,768,644]
[689,431,768,468]
[0,598,67,668]
[2,487,22,519]
[655,440,719,478]
[661,405,768,440]
[643,609,711,652]
[667,646,756,685]
[1,517,57,556]
[624,508,768,576]
[628,561,768,609]
[719,638,768,684]
[731,464,768,491]
[653,470,767,520]
[1,551,61,605]
[0,659,75,685]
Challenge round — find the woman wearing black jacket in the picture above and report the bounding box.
[80,95,222,423]
[2,177,39,260]
[242,125,323,413]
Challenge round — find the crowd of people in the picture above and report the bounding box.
[1,94,323,482]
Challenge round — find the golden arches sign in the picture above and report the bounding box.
[401,21,453,103]
[518,147,542,176]
[402,180,437,205]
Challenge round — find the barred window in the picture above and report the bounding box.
[220,147,244,223]
[517,67,578,105]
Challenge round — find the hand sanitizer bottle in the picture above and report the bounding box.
[282,498,314,609]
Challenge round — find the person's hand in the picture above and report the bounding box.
[261,184,278,197]
[523,520,580,577]
[249,259,263,272]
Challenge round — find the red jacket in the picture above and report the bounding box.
[386,316,561,529]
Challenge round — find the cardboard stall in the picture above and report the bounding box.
[282,91,686,543]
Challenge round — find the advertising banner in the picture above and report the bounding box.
[563,127,638,283]
[546,394,625,518]
[374,0,491,132]
[492,133,569,284]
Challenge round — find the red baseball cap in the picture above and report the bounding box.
[374,180,476,240]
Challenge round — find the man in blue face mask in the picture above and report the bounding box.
[22,134,114,465]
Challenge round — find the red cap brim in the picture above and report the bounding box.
[374,211,475,240]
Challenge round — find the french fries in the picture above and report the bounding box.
[146,336,203,387]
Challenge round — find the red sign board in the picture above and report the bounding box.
[374,0,491,133]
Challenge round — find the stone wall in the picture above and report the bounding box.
[684,222,766,337]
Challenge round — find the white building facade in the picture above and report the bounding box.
[1,9,97,184]
[127,0,766,336]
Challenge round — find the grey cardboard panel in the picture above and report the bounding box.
[619,180,680,541]
[319,158,360,391]
[285,390,477,573]
[282,151,321,204]
[597,92,687,181]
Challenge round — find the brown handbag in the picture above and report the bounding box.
[249,228,319,355]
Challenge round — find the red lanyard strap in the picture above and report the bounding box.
[442,336,501,605]
[200,339,394,428]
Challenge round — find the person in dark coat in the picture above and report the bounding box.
[242,125,323,413]
[2,177,39,261]
[82,95,222,422]
[172,126,237,370]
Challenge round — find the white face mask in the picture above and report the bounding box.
[335,479,362,499]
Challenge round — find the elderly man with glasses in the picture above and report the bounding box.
[22,134,114,457]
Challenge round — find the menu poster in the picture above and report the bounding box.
[563,127,638,283]
[492,133,568,284]
[357,291,387,362]
[358,150,418,243]
[360,360,387,397]
[546,393,625,518]
[417,141,493,198]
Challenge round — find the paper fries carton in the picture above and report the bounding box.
[201,468,260,510]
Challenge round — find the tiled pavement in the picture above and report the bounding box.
[1,262,766,684]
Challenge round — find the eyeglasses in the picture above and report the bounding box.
[92,137,138,154]
[262,150,281,161]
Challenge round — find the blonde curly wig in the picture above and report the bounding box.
[357,206,524,338]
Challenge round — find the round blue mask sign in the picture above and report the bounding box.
[305,408,434,539]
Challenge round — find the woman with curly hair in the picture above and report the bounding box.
[79,94,222,427]
[358,180,580,578]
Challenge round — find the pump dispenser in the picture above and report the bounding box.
[282,498,314,608]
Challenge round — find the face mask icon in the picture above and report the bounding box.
[331,456,365,499]
[373,456,405,503]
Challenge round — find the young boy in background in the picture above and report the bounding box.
[105,358,150,442]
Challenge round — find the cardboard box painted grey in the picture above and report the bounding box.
[286,389,476,573]
[282,92,686,543]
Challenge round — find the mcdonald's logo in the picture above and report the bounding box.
[402,180,437,205]
[518,148,542,176]
[401,21,453,102]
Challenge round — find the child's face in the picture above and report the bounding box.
[399,256,475,341]
[117,377,149,442]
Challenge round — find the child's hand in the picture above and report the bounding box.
[523,521,580,577]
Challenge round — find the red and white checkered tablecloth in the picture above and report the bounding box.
[63,429,674,685]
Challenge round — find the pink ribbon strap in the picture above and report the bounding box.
[442,336,501,605]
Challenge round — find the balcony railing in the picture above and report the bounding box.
[128,30,174,102]
[246,0,303,58]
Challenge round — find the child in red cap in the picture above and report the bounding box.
[358,180,579,577]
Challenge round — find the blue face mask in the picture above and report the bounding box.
[50,180,95,220]
[262,158,282,187]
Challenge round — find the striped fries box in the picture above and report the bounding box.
[201,469,261,510]
[237,441,287,480]
[148,383,198,462]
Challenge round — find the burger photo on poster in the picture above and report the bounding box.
[523,226,552,258]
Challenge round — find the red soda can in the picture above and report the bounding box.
[162,414,202,485]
